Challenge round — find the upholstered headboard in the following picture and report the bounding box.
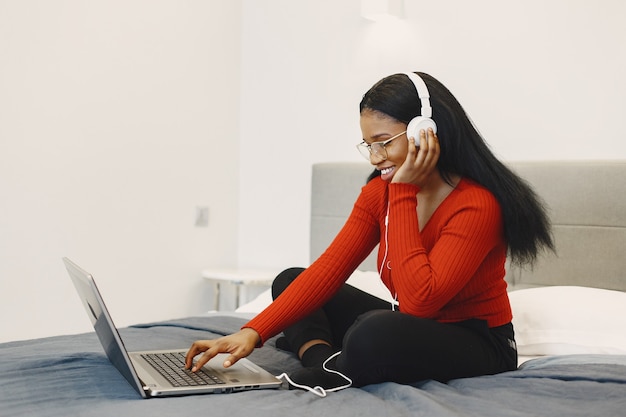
[309,161,626,292]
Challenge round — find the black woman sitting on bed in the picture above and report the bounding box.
[186,72,554,394]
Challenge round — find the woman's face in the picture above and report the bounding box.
[360,110,409,182]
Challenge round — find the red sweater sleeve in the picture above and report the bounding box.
[243,179,387,345]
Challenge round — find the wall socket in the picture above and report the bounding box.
[195,206,209,227]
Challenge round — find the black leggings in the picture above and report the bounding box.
[272,267,518,387]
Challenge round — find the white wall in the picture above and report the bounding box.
[0,0,242,343]
[2,0,625,343]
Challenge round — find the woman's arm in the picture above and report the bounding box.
[243,180,386,344]
[186,178,387,371]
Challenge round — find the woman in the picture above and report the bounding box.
[185,72,554,393]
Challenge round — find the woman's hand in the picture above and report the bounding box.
[392,128,440,187]
[185,327,261,371]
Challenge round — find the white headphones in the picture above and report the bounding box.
[404,72,437,140]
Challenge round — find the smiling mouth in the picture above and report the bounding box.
[381,166,395,176]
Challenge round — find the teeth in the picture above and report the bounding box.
[381,167,394,175]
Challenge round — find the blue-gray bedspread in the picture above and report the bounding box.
[2,315,625,417]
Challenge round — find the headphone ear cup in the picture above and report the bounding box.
[406,116,437,141]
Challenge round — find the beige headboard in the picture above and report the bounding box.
[310,161,626,292]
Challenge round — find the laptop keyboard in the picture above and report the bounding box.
[141,352,226,387]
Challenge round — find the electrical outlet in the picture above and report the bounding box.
[195,206,209,227]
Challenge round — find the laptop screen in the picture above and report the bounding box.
[63,258,147,398]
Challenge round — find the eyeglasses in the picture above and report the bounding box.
[356,130,406,161]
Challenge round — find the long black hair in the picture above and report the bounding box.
[360,72,554,267]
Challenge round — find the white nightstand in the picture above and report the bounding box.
[201,268,278,310]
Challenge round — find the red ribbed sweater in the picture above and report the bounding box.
[245,177,512,345]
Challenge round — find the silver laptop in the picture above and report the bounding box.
[62,257,282,398]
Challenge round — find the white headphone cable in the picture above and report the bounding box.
[275,351,352,397]
[379,204,398,311]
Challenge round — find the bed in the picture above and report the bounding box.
[2,161,626,416]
